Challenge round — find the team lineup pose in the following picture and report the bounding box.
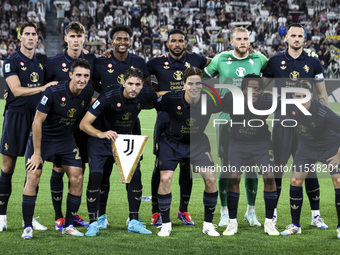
[22,59,93,239]
[263,23,328,227]
[203,27,268,228]
[147,29,210,226]
[155,67,220,237]
[279,80,340,239]
[0,22,57,232]
[45,21,95,231]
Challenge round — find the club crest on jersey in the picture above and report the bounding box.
[62,63,68,72]
[184,62,191,68]
[39,63,44,70]
[236,67,246,77]
[303,65,309,73]
[289,71,300,81]
[163,61,170,69]
[108,63,114,73]
[173,71,183,81]
[226,57,232,64]
[249,59,254,65]
[280,60,286,70]
[40,95,48,105]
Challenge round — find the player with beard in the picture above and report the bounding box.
[147,29,210,226]
[263,23,328,228]
[203,27,268,228]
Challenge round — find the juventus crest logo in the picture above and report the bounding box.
[123,139,134,156]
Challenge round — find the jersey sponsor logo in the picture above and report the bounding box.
[315,73,324,81]
[186,118,196,126]
[122,112,132,120]
[176,110,182,115]
[92,100,100,109]
[289,71,300,81]
[173,70,183,81]
[61,63,68,72]
[5,63,10,73]
[30,72,39,82]
[67,108,77,118]
[87,197,97,202]
[61,97,66,107]
[108,63,114,73]
[21,66,27,71]
[236,67,246,77]
[117,74,124,84]
[303,65,309,73]
[40,95,48,105]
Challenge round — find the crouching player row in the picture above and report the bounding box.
[280,80,340,239]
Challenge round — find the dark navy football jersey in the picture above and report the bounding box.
[93,52,149,92]
[45,49,96,93]
[154,90,220,144]
[3,51,47,110]
[37,81,93,142]
[222,93,274,142]
[89,85,157,134]
[287,100,340,149]
[263,50,324,94]
[147,52,207,91]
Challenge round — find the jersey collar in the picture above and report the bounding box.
[17,50,38,62]
[63,48,85,63]
[231,50,249,60]
[284,49,305,61]
[111,52,131,64]
[168,52,186,64]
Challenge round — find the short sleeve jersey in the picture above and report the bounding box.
[89,85,157,134]
[203,51,268,95]
[37,81,93,142]
[3,50,47,110]
[45,49,96,93]
[147,52,207,91]
[93,52,149,92]
[263,50,324,94]
[154,90,221,144]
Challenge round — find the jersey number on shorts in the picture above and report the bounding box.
[73,148,81,160]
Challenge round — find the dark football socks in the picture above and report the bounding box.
[50,170,64,220]
[203,191,218,222]
[65,193,81,227]
[264,191,277,219]
[158,193,172,223]
[0,170,13,215]
[290,185,303,227]
[22,195,36,228]
[227,191,240,219]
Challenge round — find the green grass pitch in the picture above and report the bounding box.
[1,100,340,254]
